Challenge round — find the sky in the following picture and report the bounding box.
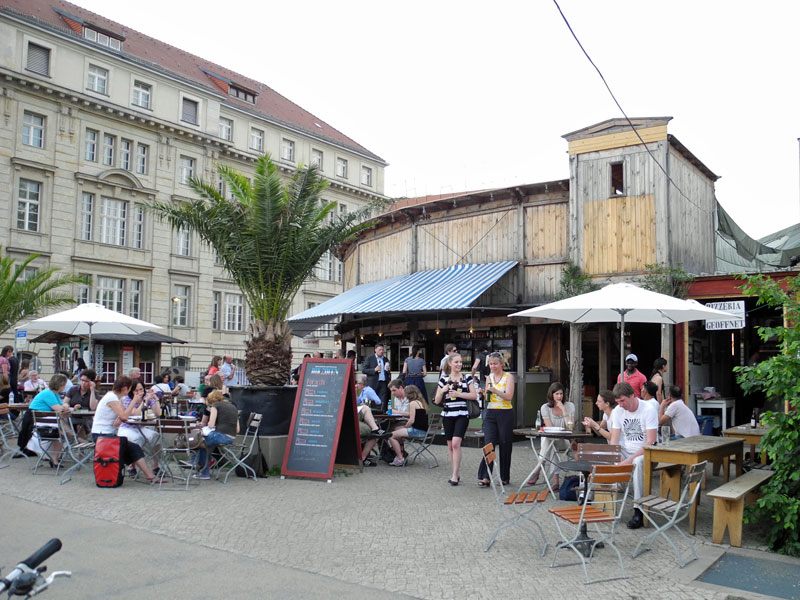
[70,0,799,239]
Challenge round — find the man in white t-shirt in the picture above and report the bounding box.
[610,382,658,529]
[658,385,700,439]
[641,381,661,413]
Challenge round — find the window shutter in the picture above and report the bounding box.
[27,44,50,76]
[181,98,198,124]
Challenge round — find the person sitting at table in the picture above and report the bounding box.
[658,385,699,440]
[582,389,615,440]
[23,370,46,395]
[434,352,476,487]
[477,352,516,487]
[65,369,98,410]
[91,376,156,483]
[18,358,31,392]
[641,381,661,413]
[355,374,382,409]
[527,382,574,490]
[173,376,191,397]
[353,381,391,466]
[28,373,71,462]
[388,379,410,416]
[0,375,14,422]
[402,345,429,402]
[193,390,239,480]
[153,372,175,397]
[609,381,658,529]
[386,385,428,467]
[118,381,162,477]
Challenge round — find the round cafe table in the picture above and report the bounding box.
[513,428,593,497]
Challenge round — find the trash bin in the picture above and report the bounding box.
[696,415,714,436]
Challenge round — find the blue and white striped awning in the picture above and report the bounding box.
[288,261,518,337]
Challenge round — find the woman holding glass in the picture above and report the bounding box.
[476,352,515,487]
[582,389,615,440]
[526,381,574,490]
[434,353,476,486]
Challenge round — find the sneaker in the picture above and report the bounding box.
[127,467,137,478]
[390,457,405,467]
[370,429,392,440]
[192,473,211,480]
[627,509,644,529]
[362,457,377,467]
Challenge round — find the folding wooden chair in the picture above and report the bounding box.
[214,413,262,483]
[632,461,707,567]
[0,403,28,468]
[548,463,633,584]
[482,443,549,556]
[405,413,441,468]
[574,443,622,511]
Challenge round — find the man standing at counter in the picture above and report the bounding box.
[363,344,391,406]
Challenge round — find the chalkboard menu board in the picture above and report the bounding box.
[281,358,361,480]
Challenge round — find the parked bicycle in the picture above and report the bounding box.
[0,538,70,597]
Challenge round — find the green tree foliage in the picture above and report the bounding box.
[735,273,800,556]
[557,260,597,300]
[150,154,382,385]
[641,262,694,298]
[0,251,86,336]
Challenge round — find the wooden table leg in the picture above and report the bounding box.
[722,455,730,483]
[735,445,743,477]
[688,479,699,534]
[642,456,653,527]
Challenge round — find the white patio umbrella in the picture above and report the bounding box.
[19,303,161,364]
[509,283,739,380]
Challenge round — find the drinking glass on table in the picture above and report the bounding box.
[660,425,671,445]
[565,415,574,430]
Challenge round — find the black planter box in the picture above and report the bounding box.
[228,385,297,436]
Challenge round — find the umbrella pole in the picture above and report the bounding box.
[618,309,629,386]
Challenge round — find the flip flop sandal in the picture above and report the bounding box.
[477,480,490,487]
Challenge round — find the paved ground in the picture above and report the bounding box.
[1,440,794,599]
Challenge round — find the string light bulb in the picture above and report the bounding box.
[435,328,440,335]
[378,331,383,337]
[359,334,364,340]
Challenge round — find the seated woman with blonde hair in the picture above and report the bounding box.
[193,389,239,480]
[386,385,428,467]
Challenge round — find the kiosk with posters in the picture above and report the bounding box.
[281,358,361,482]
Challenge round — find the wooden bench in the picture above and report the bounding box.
[706,469,774,547]
[652,462,681,499]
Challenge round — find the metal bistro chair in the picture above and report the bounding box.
[405,413,441,468]
[155,417,200,490]
[482,443,549,556]
[214,412,262,483]
[30,411,62,474]
[632,461,707,567]
[0,403,28,468]
[548,463,634,584]
[56,414,95,485]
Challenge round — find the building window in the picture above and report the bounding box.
[84,27,122,51]
[219,117,233,142]
[336,157,348,178]
[229,86,255,103]
[22,266,38,281]
[102,134,115,166]
[26,43,50,76]
[212,291,220,330]
[133,205,144,249]
[250,128,263,152]
[311,149,323,169]
[172,356,190,370]
[80,192,93,241]
[119,139,131,170]
[129,279,142,319]
[87,64,108,94]
[22,112,45,148]
[281,138,295,162]
[17,179,40,232]
[172,285,190,326]
[225,293,243,331]
[135,144,148,174]
[361,165,372,186]
[132,81,151,109]
[100,197,127,246]
[611,162,624,196]
[101,361,118,385]
[77,274,91,304]
[85,129,98,161]
[181,98,199,125]
[138,362,154,385]
[96,276,124,312]
[176,228,190,256]
[179,156,195,184]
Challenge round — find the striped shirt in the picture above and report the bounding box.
[438,374,474,417]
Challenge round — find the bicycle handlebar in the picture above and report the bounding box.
[0,538,62,593]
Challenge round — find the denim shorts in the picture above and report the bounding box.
[407,427,427,439]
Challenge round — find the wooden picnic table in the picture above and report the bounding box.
[643,435,743,534]
[723,424,770,465]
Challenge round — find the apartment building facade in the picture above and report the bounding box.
[0,0,386,376]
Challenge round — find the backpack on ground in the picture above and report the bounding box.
[94,436,126,488]
[236,436,268,478]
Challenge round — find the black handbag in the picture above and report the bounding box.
[466,399,481,419]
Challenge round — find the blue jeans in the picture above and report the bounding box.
[196,430,234,476]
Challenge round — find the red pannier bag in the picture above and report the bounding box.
[94,436,127,488]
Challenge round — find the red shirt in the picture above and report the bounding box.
[617,368,647,398]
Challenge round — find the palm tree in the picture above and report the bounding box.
[0,251,87,336]
[150,154,381,386]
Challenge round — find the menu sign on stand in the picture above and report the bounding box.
[281,358,361,482]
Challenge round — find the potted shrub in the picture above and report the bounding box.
[150,154,379,433]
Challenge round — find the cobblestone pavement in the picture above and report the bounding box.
[0,440,787,599]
